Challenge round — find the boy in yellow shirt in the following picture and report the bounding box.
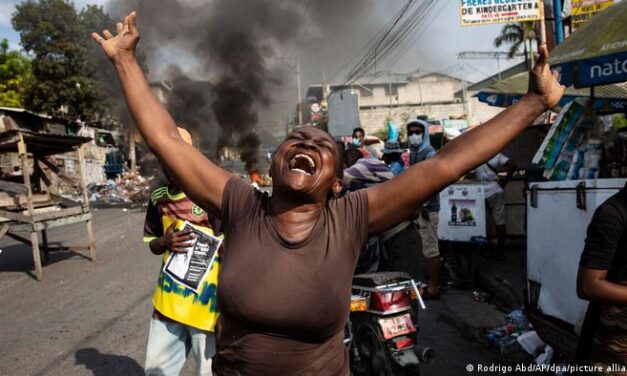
[142,128,220,376]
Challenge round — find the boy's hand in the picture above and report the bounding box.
[91,11,139,63]
[161,223,195,253]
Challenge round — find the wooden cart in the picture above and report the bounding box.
[0,130,96,280]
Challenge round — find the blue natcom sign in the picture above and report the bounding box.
[580,51,627,87]
[476,92,627,113]
[555,51,627,88]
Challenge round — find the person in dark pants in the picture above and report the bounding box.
[343,148,421,280]
[407,119,441,298]
[577,184,627,373]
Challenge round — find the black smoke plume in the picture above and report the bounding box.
[105,0,375,170]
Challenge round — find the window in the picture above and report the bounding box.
[384,84,399,97]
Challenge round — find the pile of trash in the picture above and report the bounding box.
[486,309,531,355]
[485,309,554,364]
[88,171,153,205]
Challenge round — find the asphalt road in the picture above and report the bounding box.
[0,208,502,376]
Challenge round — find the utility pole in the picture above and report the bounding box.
[416,69,424,109]
[553,0,564,45]
[388,71,393,111]
[277,57,303,126]
[321,69,327,103]
[459,59,469,118]
[296,61,303,125]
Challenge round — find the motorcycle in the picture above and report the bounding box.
[346,271,434,375]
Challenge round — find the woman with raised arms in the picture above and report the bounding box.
[92,12,564,375]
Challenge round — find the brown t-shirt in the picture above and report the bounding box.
[213,177,368,376]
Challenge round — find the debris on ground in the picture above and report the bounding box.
[517,331,546,356]
[87,171,154,205]
[485,308,534,356]
[535,345,554,365]
[472,290,491,303]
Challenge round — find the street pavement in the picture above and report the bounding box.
[0,208,505,376]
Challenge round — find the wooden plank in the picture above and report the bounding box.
[86,219,96,261]
[38,157,77,187]
[20,134,42,280]
[0,209,29,223]
[77,146,90,211]
[0,180,28,194]
[0,193,53,209]
[0,224,9,242]
[77,145,97,262]
[48,193,80,208]
[33,159,52,188]
[30,212,92,232]
[31,231,42,280]
[32,206,83,222]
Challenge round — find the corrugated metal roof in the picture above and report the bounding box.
[0,130,92,156]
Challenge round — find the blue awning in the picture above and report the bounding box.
[475,72,627,114]
[549,1,627,88]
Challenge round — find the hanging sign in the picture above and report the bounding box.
[459,0,543,26]
[571,0,614,28]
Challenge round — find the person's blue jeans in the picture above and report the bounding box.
[144,318,215,376]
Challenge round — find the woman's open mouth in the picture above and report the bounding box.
[289,154,316,176]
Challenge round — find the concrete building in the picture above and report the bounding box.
[307,72,502,136]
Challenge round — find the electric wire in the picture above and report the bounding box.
[340,0,440,86]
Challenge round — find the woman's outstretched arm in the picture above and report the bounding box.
[367,45,565,234]
[91,12,230,214]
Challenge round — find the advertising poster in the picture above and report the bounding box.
[459,0,543,26]
[438,184,487,241]
[163,222,222,293]
[571,0,613,27]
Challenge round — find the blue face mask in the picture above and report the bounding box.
[352,138,362,147]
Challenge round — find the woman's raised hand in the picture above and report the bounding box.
[91,11,139,63]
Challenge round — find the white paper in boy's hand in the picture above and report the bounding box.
[163,221,222,293]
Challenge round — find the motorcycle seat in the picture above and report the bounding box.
[352,271,412,287]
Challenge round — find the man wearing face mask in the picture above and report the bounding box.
[351,127,383,159]
[407,118,440,298]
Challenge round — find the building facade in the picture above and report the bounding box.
[307,72,502,136]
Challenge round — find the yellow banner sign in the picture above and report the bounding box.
[459,0,543,26]
[571,0,614,27]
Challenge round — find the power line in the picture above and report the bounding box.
[301,0,322,38]
[340,0,440,86]
[329,4,410,83]
[340,0,419,84]
[382,0,446,71]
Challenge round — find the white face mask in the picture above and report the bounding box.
[408,133,423,146]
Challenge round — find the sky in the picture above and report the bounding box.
[0,0,525,85]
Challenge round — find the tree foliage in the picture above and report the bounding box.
[494,22,537,68]
[0,39,32,107]
[11,0,103,120]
